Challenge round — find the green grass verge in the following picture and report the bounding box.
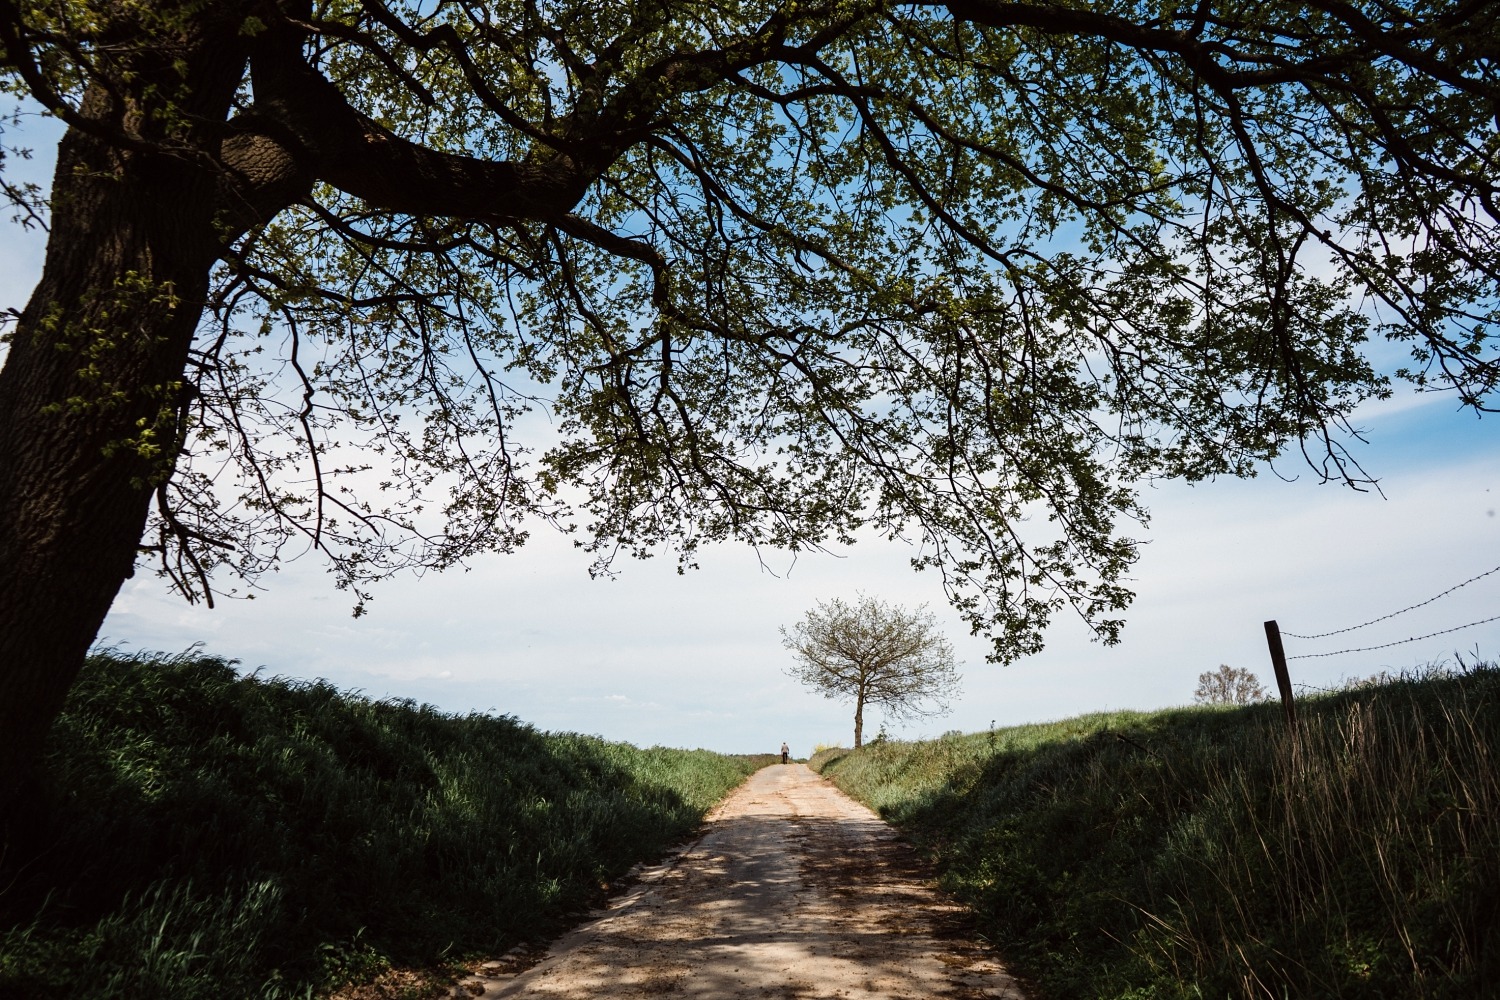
[812,665,1500,999]
[0,649,769,1000]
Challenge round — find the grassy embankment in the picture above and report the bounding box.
[812,663,1499,1000]
[0,649,772,1000]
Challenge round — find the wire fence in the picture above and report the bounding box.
[1281,563,1500,640]
[1280,561,1500,661]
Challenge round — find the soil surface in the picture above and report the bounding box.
[456,763,1026,999]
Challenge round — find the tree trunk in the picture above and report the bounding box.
[853,696,864,749]
[0,9,269,804]
[0,133,221,805]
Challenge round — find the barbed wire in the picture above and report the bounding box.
[1286,614,1500,660]
[1281,562,1500,639]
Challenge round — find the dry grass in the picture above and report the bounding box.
[816,662,1500,999]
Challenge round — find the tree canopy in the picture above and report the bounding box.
[1194,663,1268,704]
[0,0,1496,797]
[783,595,961,747]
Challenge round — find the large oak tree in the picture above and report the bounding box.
[1,0,1495,804]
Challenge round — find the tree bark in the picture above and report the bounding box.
[0,3,280,805]
[0,136,225,807]
[853,695,864,749]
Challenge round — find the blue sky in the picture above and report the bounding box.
[4,107,1496,756]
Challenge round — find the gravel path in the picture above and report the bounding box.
[458,763,1026,999]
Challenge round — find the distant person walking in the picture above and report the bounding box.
[781,742,790,764]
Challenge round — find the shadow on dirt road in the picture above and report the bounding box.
[461,763,1026,999]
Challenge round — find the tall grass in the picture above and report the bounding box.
[0,649,767,1000]
[814,664,1500,999]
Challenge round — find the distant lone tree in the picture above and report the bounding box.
[782,596,961,748]
[1194,665,1268,705]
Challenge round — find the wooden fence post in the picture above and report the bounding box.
[1263,619,1297,730]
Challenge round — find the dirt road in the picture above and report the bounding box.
[459,763,1025,999]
